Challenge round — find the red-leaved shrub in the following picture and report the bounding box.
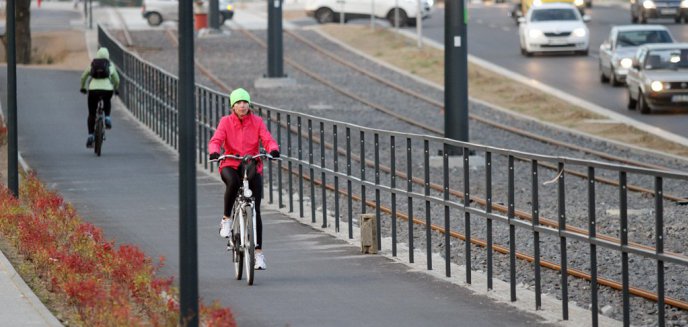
[0,174,236,326]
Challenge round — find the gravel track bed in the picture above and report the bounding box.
[116,28,688,326]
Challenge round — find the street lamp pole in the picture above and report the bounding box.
[444,0,469,154]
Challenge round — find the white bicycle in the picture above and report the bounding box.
[211,153,280,285]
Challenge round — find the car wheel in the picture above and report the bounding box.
[218,13,226,26]
[627,90,637,109]
[387,8,408,27]
[315,7,335,24]
[521,47,532,57]
[610,70,621,87]
[638,91,651,114]
[578,49,589,56]
[147,12,163,26]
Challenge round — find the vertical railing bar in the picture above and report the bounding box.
[287,115,293,213]
[309,119,315,223]
[347,127,353,239]
[508,155,516,302]
[267,110,274,204]
[486,152,493,290]
[361,130,366,215]
[533,160,542,310]
[558,161,569,320]
[298,117,304,218]
[321,122,327,228]
[334,125,340,233]
[588,167,598,327]
[390,135,397,257]
[463,147,471,284]
[277,112,283,208]
[655,176,665,327]
[620,171,629,327]
[443,144,450,277]
[374,133,381,249]
[407,138,414,263]
[424,140,432,271]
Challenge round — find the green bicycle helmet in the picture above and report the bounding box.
[229,88,251,107]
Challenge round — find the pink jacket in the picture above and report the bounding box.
[208,111,279,175]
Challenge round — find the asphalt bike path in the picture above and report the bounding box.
[0,63,559,326]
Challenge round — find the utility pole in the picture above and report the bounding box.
[267,0,284,77]
[7,0,18,197]
[444,0,469,154]
[178,0,199,325]
[209,0,219,29]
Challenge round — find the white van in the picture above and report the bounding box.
[142,0,235,26]
[305,0,433,27]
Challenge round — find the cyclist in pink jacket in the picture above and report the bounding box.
[208,88,279,270]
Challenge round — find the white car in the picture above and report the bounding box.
[142,0,235,26]
[599,25,674,86]
[305,0,433,27]
[518,3,590,57]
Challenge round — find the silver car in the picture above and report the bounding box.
[626,43,688,114]
[599,25,674,86]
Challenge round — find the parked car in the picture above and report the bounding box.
[599,25,674,86]
[626,43,688,114]
[630,0,686,24]
[142,0,234,26]
[518,3,590,56]
[305,0,433,27]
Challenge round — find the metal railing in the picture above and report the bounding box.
[99,26,688,327]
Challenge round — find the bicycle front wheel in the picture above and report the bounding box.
[244,206,255,286]
[94,119,104,156]
[232,233,243,280]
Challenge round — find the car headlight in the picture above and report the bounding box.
[572,28,586,37]
[643,0,656,9]
[619,58,633,69]
[650,81,664,92]
[528,29,544,38]
[574,0,585,6]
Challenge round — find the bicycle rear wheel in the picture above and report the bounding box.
[94,118,104,156]
[244,207,255,285]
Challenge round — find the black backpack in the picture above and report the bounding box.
[90,58,110,79]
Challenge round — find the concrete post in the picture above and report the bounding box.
[360,213,378,254]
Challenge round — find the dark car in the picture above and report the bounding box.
[630,0,687,23]
[626,43,688,114]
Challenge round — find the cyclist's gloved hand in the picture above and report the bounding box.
[269,150,280,158]
[209,152,220,160]
[80,88,87,94]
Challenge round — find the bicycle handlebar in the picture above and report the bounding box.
[209,153,282,162]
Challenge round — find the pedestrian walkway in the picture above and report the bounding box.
[0,2,620,326]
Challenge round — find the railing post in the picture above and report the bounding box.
[406,137,414,263]
[390,135,397,257]
[374,133,381,249]
[655,176,665,327]
[320,122,327,228]
[347,127,353,239]
[287,115,293,213]
[443,143,450,277]
[277,112,283,208]
[463,146,470,284]
[268,110,274,204]
[334,125,340,232]
[309,119,315,223]
[298,117,304,218]
[620,171,629,327]
[361,131,366,215]
[558,161,569,320]
[588,167,598,326]
[424,140,431,270]
[486,152,492,290]
[508,155,516,302]
[533,160,542,310]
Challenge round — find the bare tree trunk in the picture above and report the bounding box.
[16,0,31,64]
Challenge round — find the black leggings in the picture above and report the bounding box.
[87,90,113,134]
[221,167,264,249]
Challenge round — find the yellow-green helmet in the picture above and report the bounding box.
[229,88,251,107]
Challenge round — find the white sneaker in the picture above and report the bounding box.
[219,218,232,238]
[254,252,267,270]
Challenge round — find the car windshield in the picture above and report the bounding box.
[530,9,579,22]
[644,49,688,70]
[617,30,673,47]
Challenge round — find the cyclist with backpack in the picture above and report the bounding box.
[208,88,280,270]
[80,47,120,148]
